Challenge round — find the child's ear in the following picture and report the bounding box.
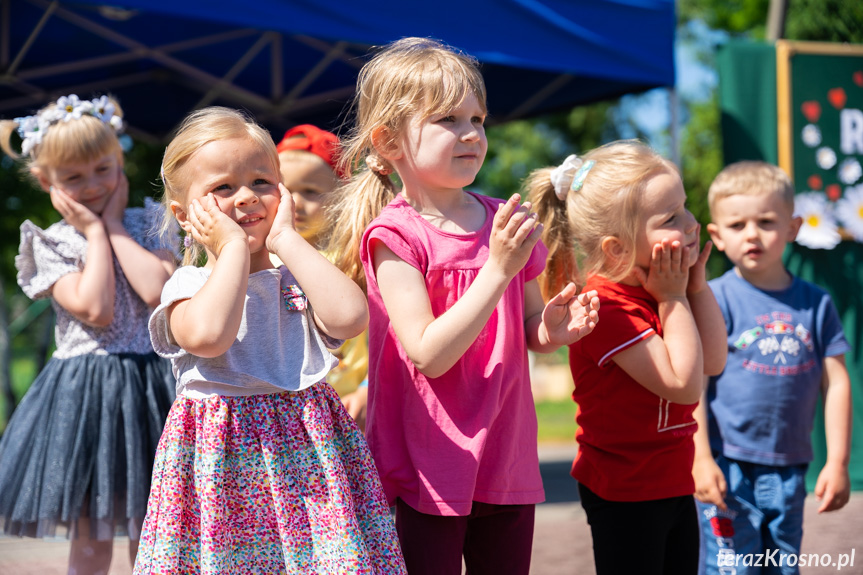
[170,200,193,234]
[706,222,725,252]
[31,167,52,193]
[371,125,401,161]
[787,215,803,242]
[600,236,627,263]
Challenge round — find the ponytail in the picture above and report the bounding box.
[526,167,579,301]
[325,163,397,292]
[0,120,23,159]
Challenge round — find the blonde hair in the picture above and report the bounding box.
[708,161,795,217]
[159,106,279,266]
[528,140,676,292]
[0,97,124,182]
[325,37,487,291]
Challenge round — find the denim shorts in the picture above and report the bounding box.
[696,455,807,575]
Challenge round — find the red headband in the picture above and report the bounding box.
[276,124,345,179]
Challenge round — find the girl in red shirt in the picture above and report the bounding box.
[527,141,727,575]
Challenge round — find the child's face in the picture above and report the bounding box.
[279,151,337,245]
[177,137,281,263]
[395,91,487,193]
[634,168,699,270]
[37,152,122,216]
[707,191,801,286]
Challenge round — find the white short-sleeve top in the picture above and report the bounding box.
[149,265,342,397]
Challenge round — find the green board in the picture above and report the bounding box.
[779,42,863,200]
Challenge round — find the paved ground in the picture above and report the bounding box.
[0,444,860,574]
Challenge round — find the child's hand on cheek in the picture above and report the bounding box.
[687,237,713,296]
[187,193,247,257]
[50,186,102,236]
[488,194,542,280]
[634,238,690,302]
[266,183,299,254]
[101,172,129,226]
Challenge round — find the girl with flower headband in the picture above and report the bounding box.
[134,107,405,573]
[527,140,727,575]
[0,94,178,573]
[326,37,599,574]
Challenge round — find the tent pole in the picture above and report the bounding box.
[669,86,680,168]
[766,0,788,41]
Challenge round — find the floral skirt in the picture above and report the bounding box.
[133,383,405,574]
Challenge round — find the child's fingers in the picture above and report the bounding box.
[670,240,683,268]
[547,282,579,307]
[512,210,540,243]
[697,240,713,265]
[578,289,599,308]
[493,194,521,228]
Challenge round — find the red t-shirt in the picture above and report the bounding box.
[568,275,697,501]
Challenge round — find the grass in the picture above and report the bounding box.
[535,398,578,444]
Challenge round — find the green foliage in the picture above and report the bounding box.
[784,0,863,43]
[678,0,769,36]
[679,94,732,278]
[475,103,615,199]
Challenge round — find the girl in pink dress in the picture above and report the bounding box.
[326,37,600,574]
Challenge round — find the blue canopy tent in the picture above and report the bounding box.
[0,0,676,142]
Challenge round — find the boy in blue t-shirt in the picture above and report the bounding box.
[693,161,852,575]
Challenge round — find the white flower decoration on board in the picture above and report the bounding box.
[835,184,863,242]
[794,192,841,249]
[838,158,862,185]
[816,147,837,170]
[801,124,821,147]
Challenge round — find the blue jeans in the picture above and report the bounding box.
[697,455,807,575]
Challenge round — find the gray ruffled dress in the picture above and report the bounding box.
[0,199,177,541]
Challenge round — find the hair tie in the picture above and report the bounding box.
[183,235,193,248]
[549,154,595,201]
[366,154,392,176]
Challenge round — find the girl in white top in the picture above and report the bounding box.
[134,107,405,574]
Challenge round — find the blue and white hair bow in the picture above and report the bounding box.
[549,154,595,201]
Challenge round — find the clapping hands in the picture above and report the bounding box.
[542,283,600,346]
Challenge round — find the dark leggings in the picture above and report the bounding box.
[395,498,535,575]
[579,483,700,575]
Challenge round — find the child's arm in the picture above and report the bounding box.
[101,173,176,307]
[166,194,249,358]
[692,384,727,510]
[373,194,541,379]
[268,185,368,340]
[612,239,705,405]
[49,187,115,327]
[814,353,852,513]
[524,280,599,353]
[686,239,727,375]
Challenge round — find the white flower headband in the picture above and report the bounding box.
[549,154,595,201]
[14,94,124,156]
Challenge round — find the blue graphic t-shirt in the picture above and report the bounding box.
[707,269,849,466]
